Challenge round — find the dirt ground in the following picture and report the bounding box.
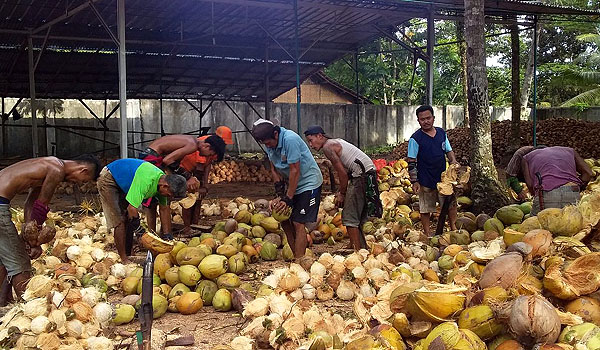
[9,182,349,350]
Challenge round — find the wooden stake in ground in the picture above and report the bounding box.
[463,0,511,213]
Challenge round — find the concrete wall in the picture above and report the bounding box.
[1,97,598,159]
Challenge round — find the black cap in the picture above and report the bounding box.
[304,125,329,137]
[205,135,226,162]
[252,122,277,141]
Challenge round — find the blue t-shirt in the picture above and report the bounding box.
[407,127,452,189]
[265,127,323,195]
[106,158,167,207]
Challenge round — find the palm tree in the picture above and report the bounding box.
[561,33,600,107]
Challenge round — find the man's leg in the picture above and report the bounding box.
[145,202,157,233]
[347,227,362,250]
[281,220,296,252]
[114,222,130,264]
[292,222,307,258]
[11,271,31,301]
[182,207,193,235]
[0,266,10,306]
[448,207,457,231]
[421,213,432,236]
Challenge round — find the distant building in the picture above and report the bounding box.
[274,71,371,105]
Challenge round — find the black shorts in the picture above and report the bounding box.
[290,186,322,223]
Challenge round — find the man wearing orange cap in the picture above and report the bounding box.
[180,126,234,233]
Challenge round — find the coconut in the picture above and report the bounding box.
[484,218,505,235]
[196,280,219,305]
[168,283,190,299]
[164,266,180,286]
[24,297,49,318]
[538,206,583,237]
[23,275,55,300]
[456,217,478,233]
[421,322,486,350]
[199,254,229,280]
[479,252,523,289]
[260,217,280,233]
[259,241,278,261]
[112,304,135,325]
[336,280,356,301]
[175,292,203,314]
[521,229,552,258]
[72,301,93,322]
[317,284,335,301]
[558,322,600,348]
[543,253,600,300]
[508,295,561,346]
[213,289,233,312]
[153,253,172,280]
[176,247,206,266]
[403,284,466,323]
[565,297,600,325]
[217,273,242,290]
[178,265,201,287]
[458,305,504,340]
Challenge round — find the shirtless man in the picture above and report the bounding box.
[138,134,226,232]
[0,155,101,303]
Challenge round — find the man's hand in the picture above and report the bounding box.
[412,182,421,194]
[126,217,144,236]
[127,204,139,220]
[517,189,529,201]
[271,197,292,212]
[187,177,200,192]
[27,246,43,259]
[335,192,345,207]
[450,160,460,166]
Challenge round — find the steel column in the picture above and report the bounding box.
[28,35,39,157]
[264,45,270,120]
[294,0,301,133]
[117,0,128,158]
[1,97,4,156]
[354,50,360,148]
[426,11,435,105]
[532,16,538,147]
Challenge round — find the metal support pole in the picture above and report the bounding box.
[294,0,301,133]
[117,0,128,158]
[532,16,538,147]
[264,45,270,120]
[426,11,435,105]
[28,35,39,157]
[354,50,361,148]
[1,97,4,156]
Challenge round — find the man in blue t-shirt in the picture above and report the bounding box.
[251,119,323,259]
[407,105,459,236]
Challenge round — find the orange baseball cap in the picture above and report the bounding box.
[216,126,233,145]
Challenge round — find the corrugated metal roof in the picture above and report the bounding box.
[0,0,597,101]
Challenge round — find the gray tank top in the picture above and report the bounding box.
[326,138,375,177]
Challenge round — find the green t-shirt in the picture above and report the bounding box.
[125,162,167,208]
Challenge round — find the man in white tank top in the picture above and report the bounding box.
[305,126,379,250]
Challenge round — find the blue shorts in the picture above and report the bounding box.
[290,186,321,224]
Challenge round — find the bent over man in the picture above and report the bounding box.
[252,119,323,259]
[138,134,226,232]
[304,126,382,250]
[0,155,100,303]
[97,158,187,264]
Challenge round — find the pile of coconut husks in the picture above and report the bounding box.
[4,187,600,350]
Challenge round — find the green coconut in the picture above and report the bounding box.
[178,265,201,287]
[483,218,504,235]
[112,304,136,325]
[176,247,206,266]
[216,273,241,290]
[196,280,219,306]
[164,267,180,287]
[199,254,229,280]
[260,241,278,261]
[495,206,524,226]
[213,289,233,312]
[168,283,191,299]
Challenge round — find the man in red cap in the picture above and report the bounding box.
[179,126,234,233]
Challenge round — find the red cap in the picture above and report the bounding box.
[216,126,233,145]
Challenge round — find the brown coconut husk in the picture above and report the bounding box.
[507,295,561,346]
[543,253,600,300]
[479,252,524,289]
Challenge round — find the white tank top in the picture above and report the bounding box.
[325,138,375,177]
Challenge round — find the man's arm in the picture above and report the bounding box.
[270,161,282,183]
[29,165,64,225]
[521,158,533,192]
[24,187,41,222]
[286,162,301,199]
[162,143,197,166]
[574,151,593,186]
[446,151,458,165]
[323,143,348,196]
[158,204,172,236]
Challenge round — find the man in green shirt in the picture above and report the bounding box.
[97,158,187,263]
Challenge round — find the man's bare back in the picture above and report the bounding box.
[148,135,198,159]
[0,157,65,201]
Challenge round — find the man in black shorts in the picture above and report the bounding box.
[252,119,323,258]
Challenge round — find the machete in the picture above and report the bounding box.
[137,251,154,350]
